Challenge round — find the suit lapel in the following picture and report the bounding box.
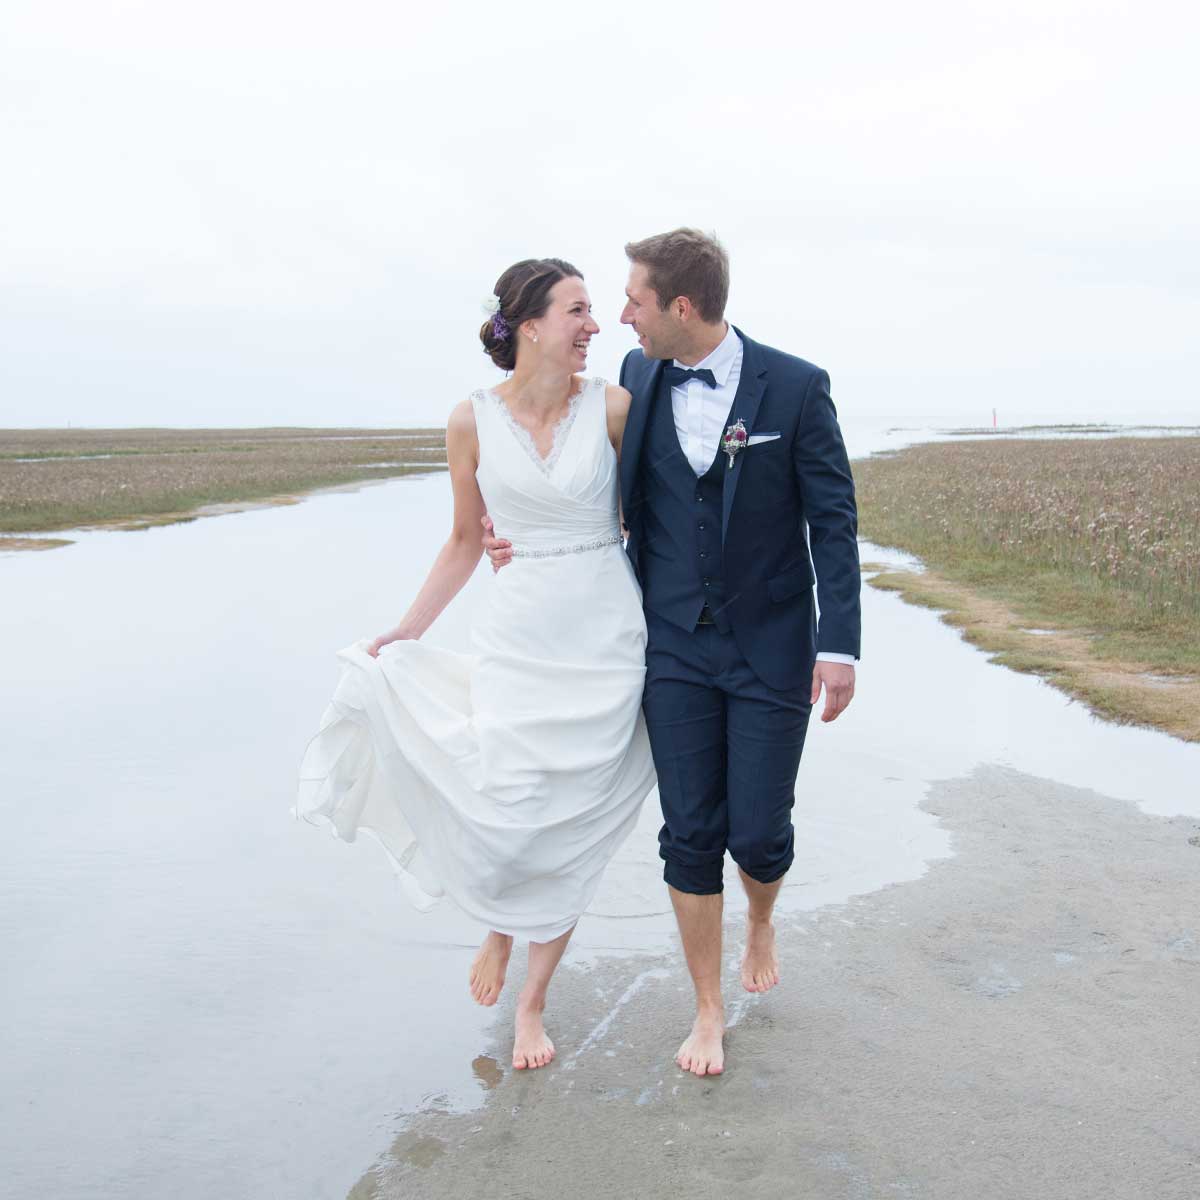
[619,356,663,516]
[721,330,767,545]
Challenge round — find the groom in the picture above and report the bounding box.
[488,229,860,1076]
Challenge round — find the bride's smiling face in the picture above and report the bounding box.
[525,277,599,372]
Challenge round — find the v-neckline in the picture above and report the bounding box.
[488,379,587,475]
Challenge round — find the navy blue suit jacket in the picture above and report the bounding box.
[618,327,861,692]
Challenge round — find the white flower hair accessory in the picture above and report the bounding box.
[482,295,501,316]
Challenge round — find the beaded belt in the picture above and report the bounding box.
[509,532,623,559]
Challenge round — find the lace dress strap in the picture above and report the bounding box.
[476,378,604,477]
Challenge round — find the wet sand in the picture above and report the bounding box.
[357,762,1200,1200]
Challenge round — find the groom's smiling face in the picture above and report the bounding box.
[621,264,682,361]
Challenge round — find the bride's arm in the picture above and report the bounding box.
[605,384,632,459]
[367,400,485,656]
[605,384,633,535]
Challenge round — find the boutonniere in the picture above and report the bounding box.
[722,418,748,470]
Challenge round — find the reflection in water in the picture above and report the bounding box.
[347,1133,447,1199]
[471,1055,503,1090]
[3,438,1199,1199]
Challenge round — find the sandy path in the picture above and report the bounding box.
[356,763,1200,1200]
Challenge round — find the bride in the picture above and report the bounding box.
[297,258,656,1070]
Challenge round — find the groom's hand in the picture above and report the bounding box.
[481,514,513,572]
[811,661,855,723]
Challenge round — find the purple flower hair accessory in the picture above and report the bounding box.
[491,312,511,341]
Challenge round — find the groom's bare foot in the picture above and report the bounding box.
[676,1004,725,1076]
[512,997,555,1069]
[469,931,512,1006]
[741,917,780,993]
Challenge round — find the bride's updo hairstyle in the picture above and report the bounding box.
[480,257,583,371]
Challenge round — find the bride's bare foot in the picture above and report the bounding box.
[512,996,555,1069]
[676,1003,725,1076]
[469,932,512,1006]
[741,917,780,993]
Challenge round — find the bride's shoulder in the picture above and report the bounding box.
[598,379,632,417]
[598,380,632,444]
[575,375,628,407]
[464,382,498,406]
[446,397,479,445]
[455,381,501,419]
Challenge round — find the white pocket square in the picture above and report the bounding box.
[747,432,782,446]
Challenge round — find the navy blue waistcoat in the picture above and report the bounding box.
[638,373,736,633]
[619,328,862,692]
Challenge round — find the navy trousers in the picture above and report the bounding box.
[642,609,813,895]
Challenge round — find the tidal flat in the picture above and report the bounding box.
[5,449,1200,1198]
[0,426,448,537]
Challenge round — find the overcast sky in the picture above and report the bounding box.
[2,0,1196,430]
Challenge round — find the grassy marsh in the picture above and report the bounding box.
[0,427,447,537]
[856,437,1200,742]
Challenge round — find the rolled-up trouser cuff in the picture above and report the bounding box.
[733,847,794,887]
[662,853,725,895]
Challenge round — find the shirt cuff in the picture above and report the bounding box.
[815,652,857,666]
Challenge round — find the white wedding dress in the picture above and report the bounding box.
[296,377,656,942]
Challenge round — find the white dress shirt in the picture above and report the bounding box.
[670,322,744,477]
[670,324,856,666]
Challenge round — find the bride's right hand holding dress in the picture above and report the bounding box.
[367,399,487,657]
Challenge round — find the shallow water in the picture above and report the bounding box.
[3,428,1199,1198]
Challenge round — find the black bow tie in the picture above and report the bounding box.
[664,365,718,389]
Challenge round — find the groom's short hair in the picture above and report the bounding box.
[624,228,729,323]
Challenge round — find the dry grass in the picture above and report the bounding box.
[866,565,1200,742]
[0,427,447,535]
[856,437,1200,742]
[0,536,71,551]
